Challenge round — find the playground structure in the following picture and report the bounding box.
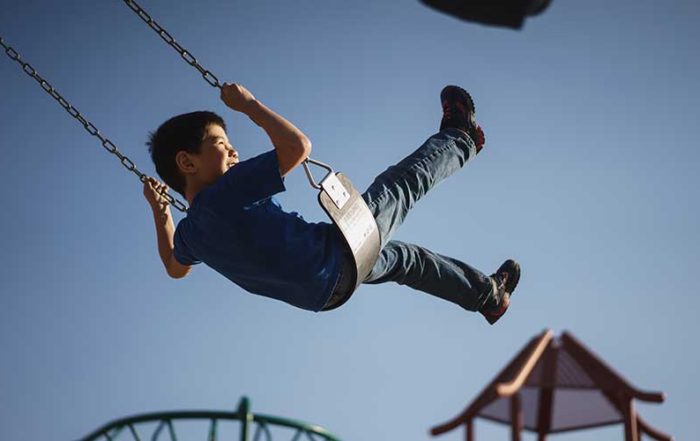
[78,330,672,441]
[79,396,340,441]
[431,329,672,441]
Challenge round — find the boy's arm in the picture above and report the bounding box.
[143,179,192,279]
[220,83,311,176]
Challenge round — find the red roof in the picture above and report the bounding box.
[431,330,672,441]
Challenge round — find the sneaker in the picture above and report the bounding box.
[480,259,521,325]
[439,85,485,152]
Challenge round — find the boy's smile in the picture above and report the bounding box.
[196,123,238,183]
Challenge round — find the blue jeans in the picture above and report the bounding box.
[359,129,493,311]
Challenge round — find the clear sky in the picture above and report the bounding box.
[1,1,698,440]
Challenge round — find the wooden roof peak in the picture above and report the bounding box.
[430,329,671,441]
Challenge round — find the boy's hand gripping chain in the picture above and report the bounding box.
[123,0,327,187]
[0,37,188,213]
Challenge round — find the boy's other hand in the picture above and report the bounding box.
[143,177,170,212]
[220,83,257,113]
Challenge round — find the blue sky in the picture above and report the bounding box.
[1,1,698,440]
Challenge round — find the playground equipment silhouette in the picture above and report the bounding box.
[431,330,672,441]
[79,397,340,441]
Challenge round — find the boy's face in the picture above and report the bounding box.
[189,124,239,185]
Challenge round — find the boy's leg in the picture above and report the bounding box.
[363,240,493,311]
[361,128,476,248]
[353,87,520,321]
[361,85,483,248]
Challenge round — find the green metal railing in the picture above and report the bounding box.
[79,397,341,441]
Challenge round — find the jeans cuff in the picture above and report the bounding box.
[441,128,477,159]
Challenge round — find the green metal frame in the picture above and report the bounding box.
[79,397,341,441]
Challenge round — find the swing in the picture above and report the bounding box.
[303,159,381,309]
[1,1,381,309]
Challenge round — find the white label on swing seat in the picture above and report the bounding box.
[336,203,376,253]
[321,173,350,209]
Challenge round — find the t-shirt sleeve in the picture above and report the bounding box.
[173,224,201,266]
[216,150,286,205]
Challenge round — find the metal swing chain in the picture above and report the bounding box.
[121,0,334,190]
[0,37,188,213]
[122,0,221,89]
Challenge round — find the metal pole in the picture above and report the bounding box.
[510,393,523,441]
[237,397,252,441]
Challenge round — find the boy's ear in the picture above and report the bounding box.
[175,151,196,175]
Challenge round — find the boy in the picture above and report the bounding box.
[144,83,520,324]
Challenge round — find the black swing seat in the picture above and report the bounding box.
[303,159,381,311]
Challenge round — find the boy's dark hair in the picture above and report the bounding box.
[147,111,227,196]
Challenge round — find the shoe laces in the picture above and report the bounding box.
[484,278,509,317]
[494,272,509,291]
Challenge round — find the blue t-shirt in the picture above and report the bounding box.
[173,150,344,312]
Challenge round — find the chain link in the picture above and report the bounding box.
[122,0,317,182]
[123,0,222,89]
[0,36,188,213]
